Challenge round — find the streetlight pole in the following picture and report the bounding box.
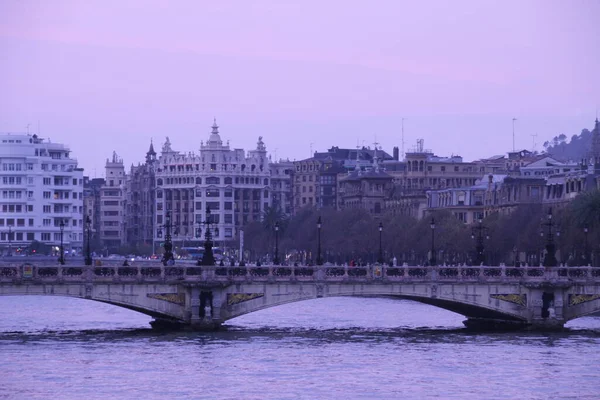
[159,211,174,266]
[542,208,557,267]
[58,220,65,265]
[7,225,12,257]
[377,222,383,264]
[199,206,215,266]
[85,216,92,266]
[274,222,280,265]
[584,224,589,265]
[430,217,436,266]
[316,216,323,266]
[471,218,488,265]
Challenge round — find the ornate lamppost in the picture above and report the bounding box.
[316,216,323,266]
[199,206,215,266]
[85,216,92,266]
[584,224,589,265]
[471,218,489,265]
[7,225,13,257]
[58,220,65,265]
[274,222,280,265]
[430,217,436,266]
[542,207,557,267]
[377,222,384,264]
[157,211,174,266]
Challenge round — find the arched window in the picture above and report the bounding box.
[251,164,256,172]
[224,177,232,184]
[264,178,269,185]
[196,177,202,184]
[157,178,163,186]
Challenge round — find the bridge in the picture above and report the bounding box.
[1,260,600,330]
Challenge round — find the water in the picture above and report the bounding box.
[1,296,599,400]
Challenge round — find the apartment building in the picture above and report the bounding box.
[153,120,272,251]
[0,133,83,254]
[99,152,127,252]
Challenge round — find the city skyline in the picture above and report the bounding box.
[1,0,599,175]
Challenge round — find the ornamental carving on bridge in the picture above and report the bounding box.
[490,294,527,307]
[569,294,600,306]
[227,293,264,306]
[147,293,186,306]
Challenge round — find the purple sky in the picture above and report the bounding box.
[1,0,599,176]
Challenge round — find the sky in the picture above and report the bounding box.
[1,0,599,177]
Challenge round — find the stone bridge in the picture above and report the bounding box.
[1,261,600,330]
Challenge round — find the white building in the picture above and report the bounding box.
[153,120,271,253]
[0,133,84,255]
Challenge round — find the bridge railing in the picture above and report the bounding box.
[1,263,600,285]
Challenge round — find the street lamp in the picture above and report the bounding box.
[58,220,65,265]
[7,225,12,257]
[377,222,383,264]
[542,207,557,267]
[430,217,436,266]
[199,206,215,266]
[584,224,589,265]
[316,216,323,266]
[157,211,174,266]
[471,218,489,265]
[274,222,280,265]
[85,216,92,266]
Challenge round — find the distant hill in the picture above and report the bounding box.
[543,128,592,162]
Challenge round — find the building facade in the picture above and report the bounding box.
[0,133,84,255]
[125,143,157,251]
[99,152,127,252]
[153,120,272,252]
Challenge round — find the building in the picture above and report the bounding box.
[0,133,83,255]
[384,139,505,219]
[125,142,157,251]
[269,159,293,215]
[99,152,127,252]
[292,145,392,213]
[338,157,394,214]
[153,120,272,252]
[83,176,105,250]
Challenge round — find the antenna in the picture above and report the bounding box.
[401,118,405,161]
[26,123,30,134]
[310,143,313,157]
[512,118,517,152]
[531,133,538,152]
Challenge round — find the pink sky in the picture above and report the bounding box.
[1,0,598,175]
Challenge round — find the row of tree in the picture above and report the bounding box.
[241,190,600,266]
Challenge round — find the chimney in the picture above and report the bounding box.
[393,146,399,161]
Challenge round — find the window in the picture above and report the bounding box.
[41,233,50,241]
[43,205,51,213]
[27,233,34,241]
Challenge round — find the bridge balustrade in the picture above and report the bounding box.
[3,263,600,285]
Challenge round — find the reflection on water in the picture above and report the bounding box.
[1,296,599,400]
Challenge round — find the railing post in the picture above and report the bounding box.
[160,265,165,281]
[137,265,142,282]
[430,265,437,281]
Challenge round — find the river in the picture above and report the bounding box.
[0,296,599,400]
